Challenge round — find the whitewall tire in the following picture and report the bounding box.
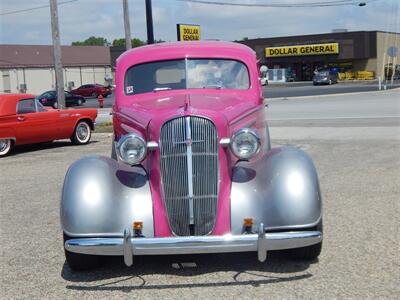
[0,139,12,157]
[71,121,91,145]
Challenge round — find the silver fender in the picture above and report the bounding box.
[231,147,322,234]
[61,155,154,237]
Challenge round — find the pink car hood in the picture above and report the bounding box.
[116,90,259,130]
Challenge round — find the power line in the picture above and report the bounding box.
[0,0,78,16]
[177,0,373,8]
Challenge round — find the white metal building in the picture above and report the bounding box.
[0,45,112,95]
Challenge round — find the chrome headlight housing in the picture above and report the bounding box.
[231,128,260,160]
[116,134,147,165]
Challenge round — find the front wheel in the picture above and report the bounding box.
[63,233,103,271]
[91,92,98,98]
[71,121,91,145]
[0,139,13,157]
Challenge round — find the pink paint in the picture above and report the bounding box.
[114,41,265,237]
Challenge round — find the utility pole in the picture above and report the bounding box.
[49,0,65,108]
[123,0,132,50]
[145,0,154,44]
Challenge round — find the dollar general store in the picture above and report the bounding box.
[240,30,399,81]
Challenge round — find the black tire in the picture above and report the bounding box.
[63,233,103,271]
[0,139,13,157]
[91,92,98,98]
[284,220,323,261]
[102,94,108,98]
[70,121,91,145]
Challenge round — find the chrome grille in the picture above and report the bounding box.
[159,116,218,236]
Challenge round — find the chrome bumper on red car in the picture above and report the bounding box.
[64,223,322,266]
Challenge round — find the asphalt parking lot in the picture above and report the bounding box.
[1,91,399,298]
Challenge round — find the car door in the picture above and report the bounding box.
[15,98,58,145]
[74,85,84,97]
[87,84,95,96]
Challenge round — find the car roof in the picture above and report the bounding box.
[0,93,36,116]
[117,41,256,68]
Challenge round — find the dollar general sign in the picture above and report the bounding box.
[177,24,201,41]
[265,43,339,57]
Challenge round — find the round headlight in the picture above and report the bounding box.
[231,129,260,160]
[117,134,147,165]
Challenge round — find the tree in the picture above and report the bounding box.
[72,36,110,46]
[112,38,146,48]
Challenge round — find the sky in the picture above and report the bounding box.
[0,0,399,45]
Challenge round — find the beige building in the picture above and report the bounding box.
[0,45,112,95]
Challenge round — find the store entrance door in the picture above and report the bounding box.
[299,62,326,81]
[301,63,312,81]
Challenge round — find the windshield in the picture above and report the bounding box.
[124,59,250,95]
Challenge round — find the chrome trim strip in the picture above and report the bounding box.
[229,105,263,126]
[64,229,322,264]
[185,116,195,225]
[113,111,147,129]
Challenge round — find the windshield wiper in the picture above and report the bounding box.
[202,84,222,89]
[153,87,172,92]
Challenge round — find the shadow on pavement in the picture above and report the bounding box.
[62,252,317,291]
[11,140,98,156]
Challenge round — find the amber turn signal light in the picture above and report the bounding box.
[243,218,254,227]
[133,221,143,230]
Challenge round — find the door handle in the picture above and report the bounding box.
[17,116,25,121]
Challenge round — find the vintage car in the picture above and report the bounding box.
[0,93,97,157]
[36,90,86,108]
[71,84,112,98]
[61,42,322,271]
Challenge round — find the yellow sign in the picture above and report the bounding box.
[177,24,201,41]
[265,43,339,57]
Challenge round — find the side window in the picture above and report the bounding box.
[17,99,36,114]
[36,100,47,112]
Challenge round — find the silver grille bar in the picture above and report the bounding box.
[185,116,194,225]
[159,116,219,236]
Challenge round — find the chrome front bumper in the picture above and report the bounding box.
[64,224,322,266]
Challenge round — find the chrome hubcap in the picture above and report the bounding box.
[77,124,89,141]
[0,139,9,152]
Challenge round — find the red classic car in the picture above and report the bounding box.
[71,84,112,98]
[0,94,97,157]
